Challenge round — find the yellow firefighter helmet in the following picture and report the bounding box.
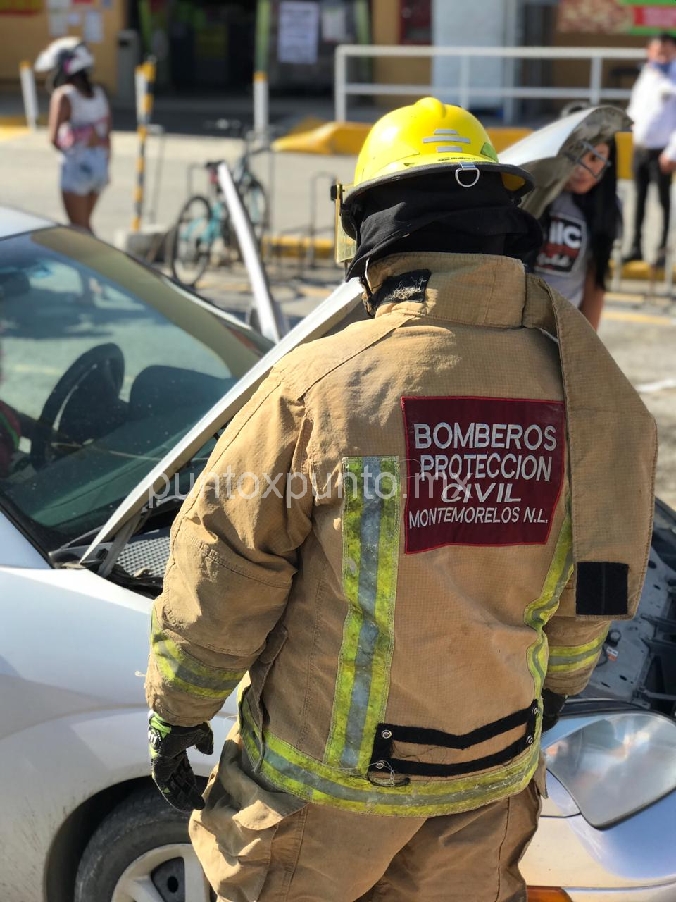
[333,98,534,263]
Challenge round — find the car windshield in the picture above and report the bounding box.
[0,226,271,553]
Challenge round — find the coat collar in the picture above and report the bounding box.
[367,252,528,328]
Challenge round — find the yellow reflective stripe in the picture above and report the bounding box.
[523,513,574,697]
[548,633,607,673]
[325,457,363,764]
[325,457,401,771]
[550,632,607,659]
[150,610,244,699]
[241,700,538,816]
[358,456,400,769]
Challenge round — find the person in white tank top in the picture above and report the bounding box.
[35,38,112,232]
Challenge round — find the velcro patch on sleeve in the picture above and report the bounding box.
[401,396,565,553]
[576,562,629,617]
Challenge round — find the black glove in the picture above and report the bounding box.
[148,712,214,812]
[541,689,567,733]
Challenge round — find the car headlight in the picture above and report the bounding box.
[545,711,676,828]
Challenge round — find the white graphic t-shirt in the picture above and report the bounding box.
[534,192,588,309]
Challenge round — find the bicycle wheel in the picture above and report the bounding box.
[240,175,269,244]
[169,195,215,287]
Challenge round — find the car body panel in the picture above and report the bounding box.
[565,888,676,901]
[523,767,676,892]
[0,709,235,902]
[0,510,48,569]
[0,562,236,900]
[0,208,53,240]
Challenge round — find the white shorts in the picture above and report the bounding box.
[61,147,109,196]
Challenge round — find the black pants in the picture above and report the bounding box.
[631,146,671,251]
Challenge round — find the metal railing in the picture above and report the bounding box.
[335,45,646,123]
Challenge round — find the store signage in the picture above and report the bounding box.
[559,0,676,34]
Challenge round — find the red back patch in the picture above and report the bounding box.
[401,396,565,552]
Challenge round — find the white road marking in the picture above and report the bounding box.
[637,378,676,394]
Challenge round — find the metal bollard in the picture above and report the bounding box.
[19,61,38,131]
[131,58,156,233]
[253,71,269,138]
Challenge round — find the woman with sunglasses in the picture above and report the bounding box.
[533,139,620,330]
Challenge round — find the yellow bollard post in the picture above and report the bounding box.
[131,58,156,232]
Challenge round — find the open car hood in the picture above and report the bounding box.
[82,279,365,564]
[499,105,631,219]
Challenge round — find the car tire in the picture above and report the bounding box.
[74,787,213,902]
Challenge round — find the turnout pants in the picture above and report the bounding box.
[190,735,542,902]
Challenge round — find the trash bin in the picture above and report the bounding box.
[117,30,141,108]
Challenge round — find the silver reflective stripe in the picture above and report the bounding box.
[325,456,401,771]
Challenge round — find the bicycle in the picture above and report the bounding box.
[169,121,269,288]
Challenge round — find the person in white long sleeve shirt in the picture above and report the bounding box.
[624,33,676,266]
[659,131,676,174]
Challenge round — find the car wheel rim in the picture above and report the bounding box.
[111,843,212,902]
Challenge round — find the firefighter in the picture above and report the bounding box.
[145,98,657,901]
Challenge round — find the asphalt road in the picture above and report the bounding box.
[598,292,676,510]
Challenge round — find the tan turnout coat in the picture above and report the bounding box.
[147,252,656,823]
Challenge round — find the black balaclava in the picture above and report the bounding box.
[344,171,543,282]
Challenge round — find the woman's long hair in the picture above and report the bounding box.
[571,138,621,290]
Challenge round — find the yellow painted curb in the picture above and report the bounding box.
[0,126,28,141]
[283,115,330,138]
[0,115,29,126]
[610,259,676,281]
[604,309,675,326]
[0,115,30,142]
[273,121,369,155]
[488,128,533,154]
[0,114,46,141]
[604,292,648,305]
[262,235,334,259]
[0,115,47,125]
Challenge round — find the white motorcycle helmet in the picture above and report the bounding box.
[35,38,95,90]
